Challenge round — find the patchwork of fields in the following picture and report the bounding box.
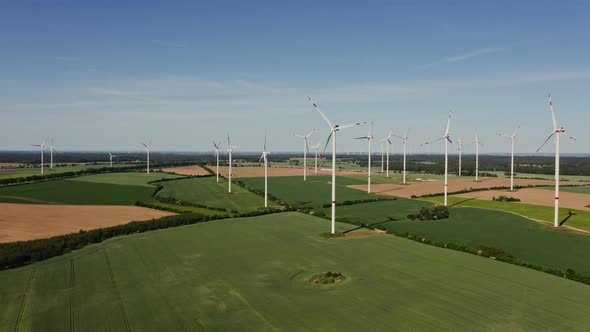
[2,213,590,331]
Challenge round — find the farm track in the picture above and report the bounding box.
[13,269,35,332]
[103,250,131,332]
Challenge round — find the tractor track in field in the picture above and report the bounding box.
[13,269,36,332]
[289,270,304,285]
[103,250,132,332]
[69,259,75,332]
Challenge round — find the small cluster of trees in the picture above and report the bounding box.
[407,206,450,221]
[493,195,521,202]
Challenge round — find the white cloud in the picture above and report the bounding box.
[420,46,506,69]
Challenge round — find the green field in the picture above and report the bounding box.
[239,175,385,207]
[2,213,590,331]
[69,172,182,187]
[321,199,590,275]
[539,185,590,194]
[422,196,590,231]
[486,171,590,182]
[157,177,275,212]
[0,164,134,180]
[0,180,154,205]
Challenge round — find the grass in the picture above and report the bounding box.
[2,213,590,331]
[538,185,590,194]
[0,180,155,205]
[156,177,275,212]
[239,175,386,207]
[69,172,182,187]
[149,201,230,216]
[486,171,590,182]
[421,196,590,231]
[323,198,590,275]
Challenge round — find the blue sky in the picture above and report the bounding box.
[1,0,589,154]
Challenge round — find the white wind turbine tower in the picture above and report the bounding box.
[226,134,238,193]
[422,113,452,206]
[392,129,410,184]
[498,126,519,191]
[31,139,47,175]
[140,139,152,175]
[355,122,375,193]
[308,96,366,234]
[379,131,393,178]
[259,133,271,208]
[108,152,117,168]
[536,94,576,228]
[457,138,464,176]
[293,129,315,181]
[311,140,322,175]
[474,133,484,181]
[49,137,56,170]
[380,143,384,173]
[212,140,222,183]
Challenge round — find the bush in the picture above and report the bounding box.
[407,206,450,221]
[492,195,521,202]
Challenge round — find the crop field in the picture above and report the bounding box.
[0,180,155,205]
[0,164,132,180]
[486,171,590,182]
[422,196,590,232]
[2,213,590,331]
[69,172,181,187]
[239,175,384,207]
[156,177,275,212]
[540,185,590,194]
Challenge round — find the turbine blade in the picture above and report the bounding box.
[512,126,520,137]
[536,132,556,152]
[322,131,333,154]
[548,94,558,130]
[355,136,369,140]
[339,121,367,130]
[307,96,334,128]
[445,112,452,135]
[421,137,445,146]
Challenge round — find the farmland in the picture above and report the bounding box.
[156,177,275,212]
[0,164,133,180]
[320,199,590,275]
[2,213,590,331]
[69,172,181,187]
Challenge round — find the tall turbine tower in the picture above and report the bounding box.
[498,127,519,190]
[536,94,576,227]
[355,122,375,193]
[457,138,464,176]
[49,137,56,171]
[474,133,484,181]
[422,113,452,206]
[227,134,238,193]
[308,96,366,234]
[379,131,393,178]
[141,139,152,175]
[293,130,315,181]
[260,133,271,208]
[212,140,222,183]
[392,129,410,184]
[31,139,47,175]
[311,141,322,175]
[108,152,117,168]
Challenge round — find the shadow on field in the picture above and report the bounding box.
[342,217,397,233]
[449,197,479,207]
[560,210,576,226]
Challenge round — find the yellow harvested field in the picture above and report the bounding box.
[216,166,363,178]
[162,165,211,176]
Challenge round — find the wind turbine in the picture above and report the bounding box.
[474,133,484,181]
[212,140,222,183]
[311,140,322,175]
[31,139,47,175]
[536,94,576,228]
[380,143,385,173]
[422,113,452,206]
[308,96,366,234]
[108,152,117,168]
[141,139,152,175]
[498,126,519,191]
[392,129,410,184]
[457,138,464,176]
[293,129,315,181]
[260,133,270,208]
[49,137,56,171]
[227,133,238,193]
[355,122,375,193]
[380,131,393,178]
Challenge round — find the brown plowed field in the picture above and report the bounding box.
[453,188,590,212]
[162,165,211,176]
[350,177,587,198]
[215,166,363,178]
[0,204,175,243]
